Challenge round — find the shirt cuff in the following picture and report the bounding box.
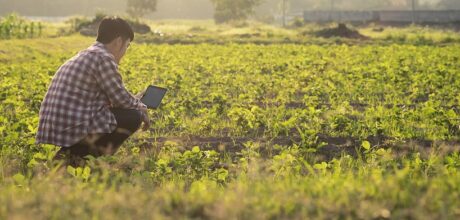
[137,101,147,110]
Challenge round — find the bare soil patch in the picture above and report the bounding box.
[135,134,460,160]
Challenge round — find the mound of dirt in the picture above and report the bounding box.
[315,23,369,40]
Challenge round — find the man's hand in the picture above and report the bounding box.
[134,89,146,99]
[138,103,151,131]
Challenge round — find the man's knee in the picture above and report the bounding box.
[131,109,142,132]
[123,109,142,133]
[112,108,142,134]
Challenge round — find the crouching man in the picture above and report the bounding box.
[36,17,150,166]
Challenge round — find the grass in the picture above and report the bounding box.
[0,34,92,63]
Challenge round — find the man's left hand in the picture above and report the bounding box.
[134,89,146,99]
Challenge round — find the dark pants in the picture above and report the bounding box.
[55,108,142,164]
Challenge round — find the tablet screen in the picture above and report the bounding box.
[140,85,167,109]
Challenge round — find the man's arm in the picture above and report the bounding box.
[94,55,145,110]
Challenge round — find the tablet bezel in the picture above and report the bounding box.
[140,85,167,109]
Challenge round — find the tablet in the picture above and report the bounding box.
[140,85,167,109]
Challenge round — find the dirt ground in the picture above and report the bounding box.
[136,133,460,161]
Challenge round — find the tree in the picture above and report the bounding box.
[437,0,460,9]
[126,0,158,18]
[210,0,263,23]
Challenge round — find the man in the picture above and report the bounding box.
[36,17,150,165]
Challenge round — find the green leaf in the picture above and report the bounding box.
[33,152,47,160]
[75,167,83,177]
[82,166,91,180]
[27,158,38,168]
[156,158,168,167]
[362,141,371,150]
[217,168,228,181]
[131,147,140,155]
[313,162,328,170]
[67,166,76,177]
[12,173,26,185]
[376,148,386,156]
[192,146,200,153]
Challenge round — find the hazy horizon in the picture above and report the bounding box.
[0,0,458,20]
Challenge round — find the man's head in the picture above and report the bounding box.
[96,17,134,64]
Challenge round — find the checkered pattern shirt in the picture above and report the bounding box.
[36,42,143,147]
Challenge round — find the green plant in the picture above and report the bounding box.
[0,14,42,39]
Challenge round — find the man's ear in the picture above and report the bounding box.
[115,37,124,51]
[116,36,123,45]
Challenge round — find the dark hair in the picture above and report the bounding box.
[96,17,134,44]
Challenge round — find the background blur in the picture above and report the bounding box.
[1,0,460,21]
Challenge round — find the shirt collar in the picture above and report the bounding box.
[93,41,115,61]
[94,41,105,48]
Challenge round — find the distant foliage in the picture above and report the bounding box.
[65,16,95,34]
[438,0,460,9]
[210,0,263,24]
[65,12,151,36]
[126,0,158,18]
[0,14,42,39]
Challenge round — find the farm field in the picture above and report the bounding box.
[1,19,460,219]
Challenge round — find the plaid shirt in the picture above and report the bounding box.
[36,42,143,147]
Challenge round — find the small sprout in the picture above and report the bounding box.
[192,146,201,153]
[12,173,26,186]
[313,162,328,170]
[362,141,371,150]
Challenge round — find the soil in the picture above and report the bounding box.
[315,23,369,40]
[135,134,460,161]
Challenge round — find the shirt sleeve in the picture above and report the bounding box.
[94,55,142,110]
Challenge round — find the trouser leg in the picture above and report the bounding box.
[91,108,142,156]
[54,108,142,162]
